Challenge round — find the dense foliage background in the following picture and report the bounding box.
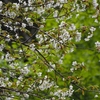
[0,0,100,100]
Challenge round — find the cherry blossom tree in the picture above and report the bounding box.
[0,0,100,100]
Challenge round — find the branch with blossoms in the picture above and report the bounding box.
[0,86,45,99]
[0,0,100,100]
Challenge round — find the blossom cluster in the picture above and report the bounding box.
[50,85,74,100]
[95,41,100,52]
[70,61,85,72]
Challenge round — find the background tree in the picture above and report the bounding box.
[0,0,100,100]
